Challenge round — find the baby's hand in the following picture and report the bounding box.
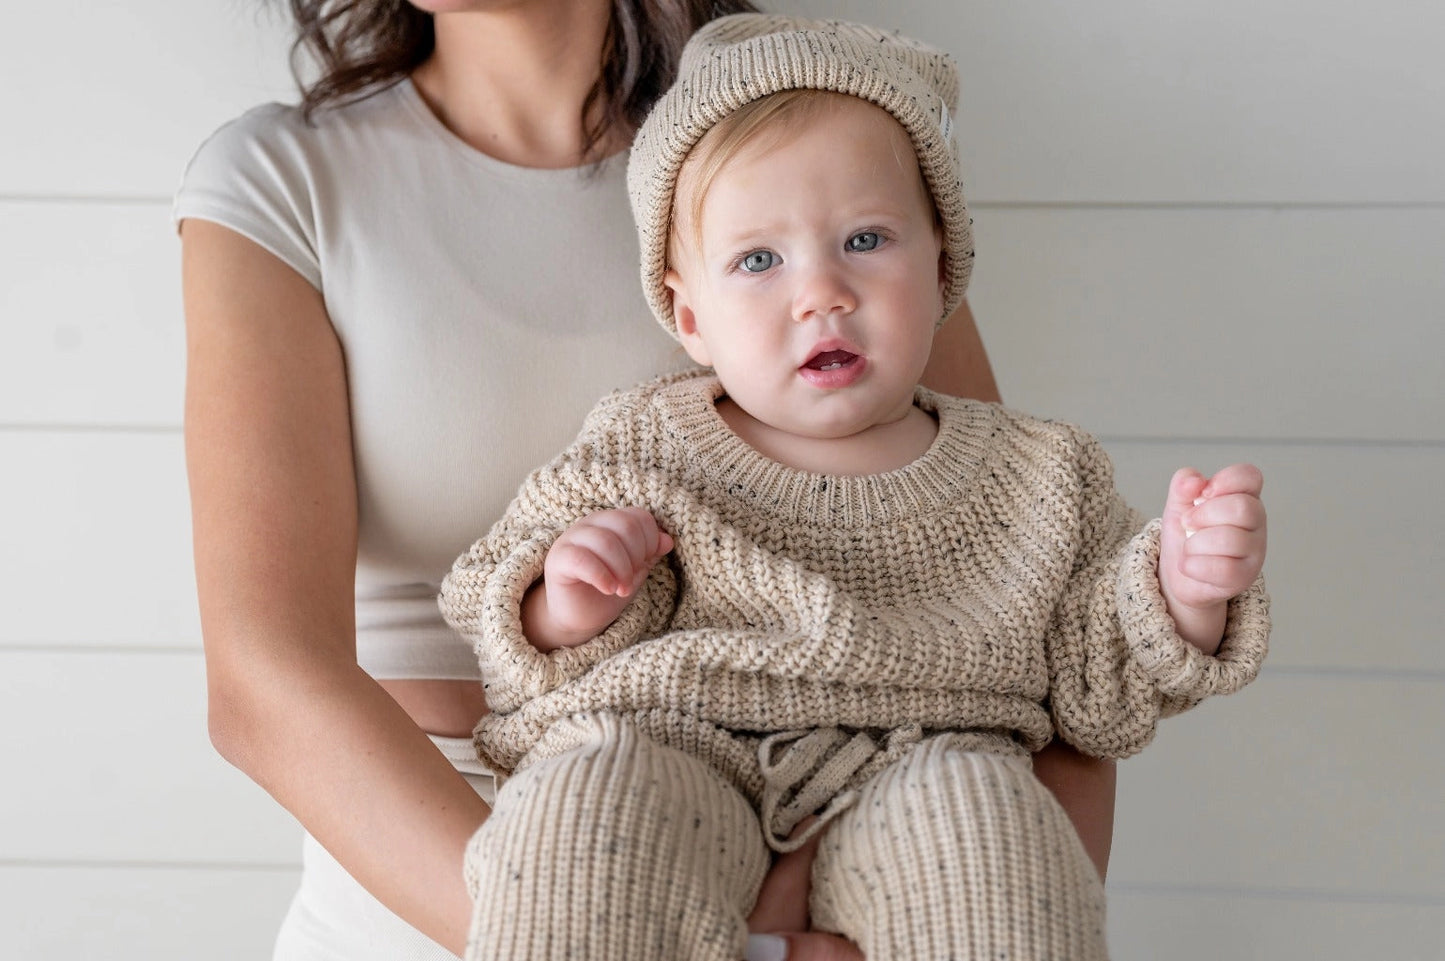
[527,508,674,649]
[1158,464,1267,653]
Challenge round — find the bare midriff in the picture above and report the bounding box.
[378,678,490,738]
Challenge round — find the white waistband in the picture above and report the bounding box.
[427,733,493,779]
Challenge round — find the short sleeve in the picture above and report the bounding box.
[172,103,323,290]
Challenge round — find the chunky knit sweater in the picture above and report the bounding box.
[440,370,1269,807]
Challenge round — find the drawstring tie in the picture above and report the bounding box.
[757,727,895,852]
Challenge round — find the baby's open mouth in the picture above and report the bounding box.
[804,349,859,371]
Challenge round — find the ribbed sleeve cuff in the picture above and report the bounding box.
[1115,519,1271,702]
[475,537,677,714]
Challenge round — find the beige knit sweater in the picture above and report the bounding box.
[440,370,1269,807]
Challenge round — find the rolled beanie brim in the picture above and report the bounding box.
[627,14,975,338]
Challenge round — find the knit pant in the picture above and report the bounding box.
[810,733,1108,960]
[464,716,1107,961]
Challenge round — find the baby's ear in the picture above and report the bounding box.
[664,268,712,366]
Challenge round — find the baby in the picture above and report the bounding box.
[441,14,1270,961]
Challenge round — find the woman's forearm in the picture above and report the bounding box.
[184,220,487,954]
[209,656,487,955]
[1031,740,1116,879]
[920,297,1002,403]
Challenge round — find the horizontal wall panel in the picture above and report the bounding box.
[6,873,1441,961]
[8,3,1443,202]
[0,201,184,428]
[1108,891,1444,960]
[0,650,302,864]
[9,428,1437,700]
[0,864,297,961]
[1105,441,1445,674]
[1109,673,1444,897]
[799,0,1445,203]
[969,206,1444,441]
[2,4,294,197]
[0,431,200,648]
[8,431,1440,674]
[27,869,1440,961]
[6,657,1439,900]
[11,203,1441,441]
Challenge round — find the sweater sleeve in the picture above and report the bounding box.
[438,452,679,716]
[1044,430,1270,760]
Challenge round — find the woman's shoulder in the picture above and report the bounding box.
[180,83,413,187]
[199,98,306,146]
[173,98,324,285]
[173,84,416,287]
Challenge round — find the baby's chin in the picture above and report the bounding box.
[772,405,918,443]
[721,388,919,440]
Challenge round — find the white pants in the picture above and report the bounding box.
[272,735,496,961]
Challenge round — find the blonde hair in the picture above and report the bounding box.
[667,90,935,265]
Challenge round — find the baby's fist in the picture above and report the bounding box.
[1159,464,1267,616]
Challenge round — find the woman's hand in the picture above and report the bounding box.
[745,822,864,961]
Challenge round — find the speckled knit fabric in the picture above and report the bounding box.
[462,714,770,961]
[811,739,1107,960]
[440,368,1269,787]
[440,369,1269,959]
[461,716,1107,961]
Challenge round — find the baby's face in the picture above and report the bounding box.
[665,96,945,443]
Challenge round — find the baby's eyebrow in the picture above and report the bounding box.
[713,220,783,244]
[717,206,910,241]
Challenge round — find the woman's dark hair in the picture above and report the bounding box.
[284,0,760,158]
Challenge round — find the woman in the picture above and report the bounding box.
[177,1,1114,958]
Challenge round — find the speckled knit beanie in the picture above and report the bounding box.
[627,13,974,337]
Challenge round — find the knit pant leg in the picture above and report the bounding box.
[463,714,770,961]
[811,739,1109,961]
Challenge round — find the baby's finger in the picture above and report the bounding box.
[1178,551,1261,596]
[1165,467,1208,518]
[1201,463,1264,500]
[1178,524,1259,561]
[547,541,625,595]
[561,525,646,595]
[1183,492,1267,536]
[587,508,670,566]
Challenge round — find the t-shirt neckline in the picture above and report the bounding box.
[395,75,630,181]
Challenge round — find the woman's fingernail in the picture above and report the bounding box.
[745,933,789,961]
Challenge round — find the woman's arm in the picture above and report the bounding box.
[182,221,487,953]
[919,297,1002,404]
[1030,741,1116,879]
[918,296,1116,880]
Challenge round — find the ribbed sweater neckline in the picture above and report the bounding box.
[654,372,998,529]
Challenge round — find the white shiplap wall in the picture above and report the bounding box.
[2,2,1440,958]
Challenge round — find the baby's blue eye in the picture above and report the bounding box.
[741,250,777,273]
[847,232,880,252]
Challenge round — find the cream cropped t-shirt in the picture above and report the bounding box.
[174,79,686,680]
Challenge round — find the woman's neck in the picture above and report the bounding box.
[716,398,940,476]
[411,0,625,168]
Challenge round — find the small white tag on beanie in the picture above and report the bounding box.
[938,94,954,141]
